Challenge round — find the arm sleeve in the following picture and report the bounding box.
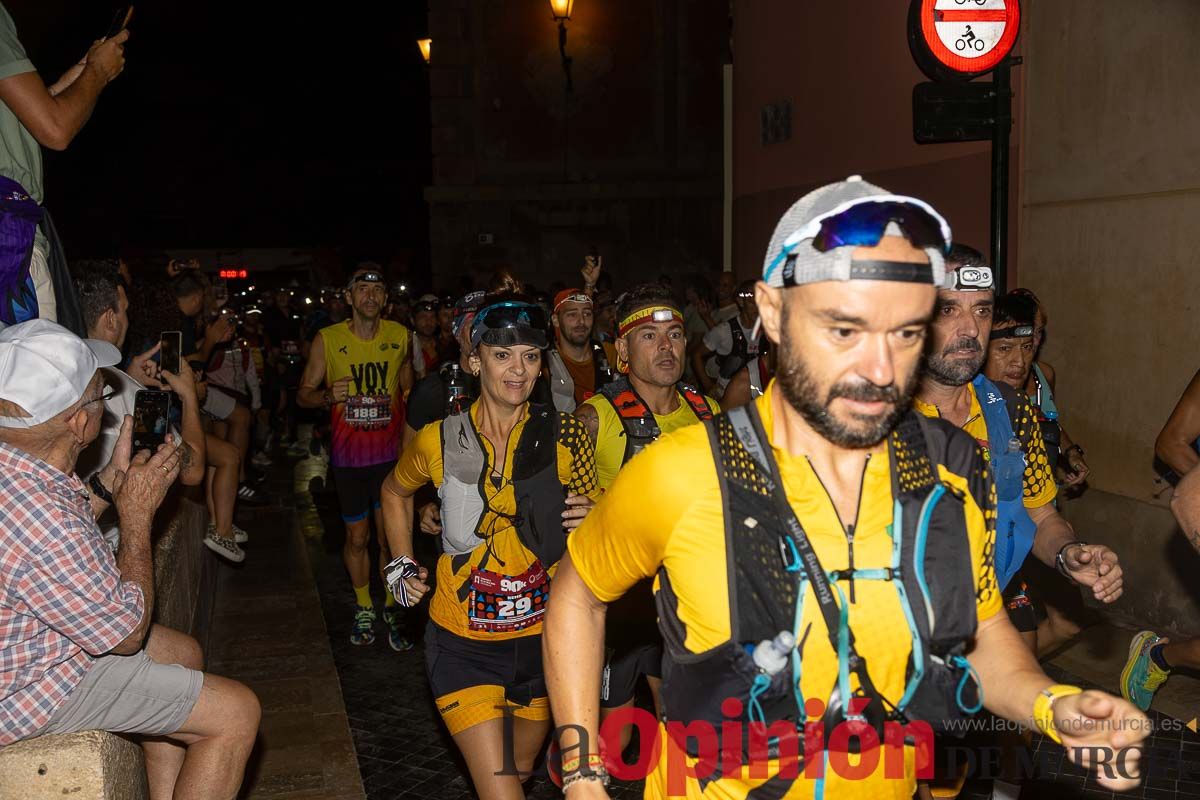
[393,421,439,491]
[20,506,145,656]
[567,432,697,602]
[939,447,1003,622]
[557,413,601,500]
[1013,396,1058,508]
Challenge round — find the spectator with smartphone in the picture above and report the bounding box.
[0,4,130,331]
[172,272,266,508]
[0,319,261,799]
[72,261,207,537]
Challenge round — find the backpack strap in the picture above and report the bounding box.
[678,382,715,422]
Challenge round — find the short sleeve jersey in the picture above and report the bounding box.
[321,320,410,468]
[567,385,999,800]
[914,382,1057,509]
[583,389,720,490]
[392,402,601,641]
[0,5,42,204]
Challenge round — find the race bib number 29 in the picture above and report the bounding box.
[468,562,549,633]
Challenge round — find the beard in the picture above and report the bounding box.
[561,325,592,348]
[777,332,915,450]
[924,336,986,387]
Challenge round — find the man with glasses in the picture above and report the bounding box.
[690,278,768,399]
[546,289,618,412]
[298,267,415,650]
[0,320,261,799]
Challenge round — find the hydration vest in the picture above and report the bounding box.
[717,317,767,380]
[597,376,714,464]
[1030,364,1061,469]
[655,405,983,784]
[438,404,569,599]
[972,374,1039,591]
[547,344,617,413]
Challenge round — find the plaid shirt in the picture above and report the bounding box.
[0,442,145,745]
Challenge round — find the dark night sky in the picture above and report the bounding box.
[6,1,431,270]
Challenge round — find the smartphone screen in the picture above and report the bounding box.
[105,5,133,39]
[160,331,182,376]
[132,390,171,452]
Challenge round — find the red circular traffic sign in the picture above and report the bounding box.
[916,0,1020,77]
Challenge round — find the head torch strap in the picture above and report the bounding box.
[990,325,1035,340]
[617,305,683,338]
[847,259,934,284]
[347,272,385,289]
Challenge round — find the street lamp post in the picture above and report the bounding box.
[549,0,575,182]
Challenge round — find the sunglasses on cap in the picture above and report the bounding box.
[347,271,385,289]
[470,301,549,349]
[811,199,949,254]
[554,292,592,312]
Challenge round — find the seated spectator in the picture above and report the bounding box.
[0,320,259,799]
[71,260,207,545]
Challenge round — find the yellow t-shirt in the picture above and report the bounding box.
[913,382,1056,509]
[393,401,601,641]
[568,384,1000,800]
[583,388,720,489]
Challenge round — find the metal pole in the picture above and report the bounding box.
[990,59,1012,292]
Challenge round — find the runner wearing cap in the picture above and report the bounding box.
[544,177,1147,799]
[546,289,618,413]
[915,245,1122,652]
[298,267,415,650]
[571,282,718,750]
[379,300,601,800]
[412,294,443,377]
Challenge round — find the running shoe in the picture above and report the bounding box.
[204,529,246,563]
[383,608,414,652]
[237,483,269,506]
[286,440,309,459]
[351,606,376,646]
[1121,630,1171,711]
[207,521,249,544]
[251,450,273,468]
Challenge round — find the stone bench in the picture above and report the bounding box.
[0,496,214,800]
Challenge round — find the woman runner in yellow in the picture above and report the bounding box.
[380,300,601,800]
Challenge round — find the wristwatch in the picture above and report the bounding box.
[1055,541,1087,578]
[89,472,114,504]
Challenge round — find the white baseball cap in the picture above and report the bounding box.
[0,319,121,428]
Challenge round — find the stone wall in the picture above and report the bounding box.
[0,497,213,800]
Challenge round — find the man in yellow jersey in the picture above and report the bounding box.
[544,177,1147,800]
[573,282,718,732]
[298,266,414,650]
[913,245,1122,649]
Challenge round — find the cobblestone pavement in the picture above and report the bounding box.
[296,452,1200,800]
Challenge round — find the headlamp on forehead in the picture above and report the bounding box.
[991,324,1035,340]
[347,271,385,289]
[943,266,994,292]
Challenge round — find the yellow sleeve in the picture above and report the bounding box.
[393,420,442,491]
[567,427,701,602]
[940,454,1002,622]
[557,412,602,500]
[707,395,721,415]
[1014,396,1058,509]
[584,395,626,490]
